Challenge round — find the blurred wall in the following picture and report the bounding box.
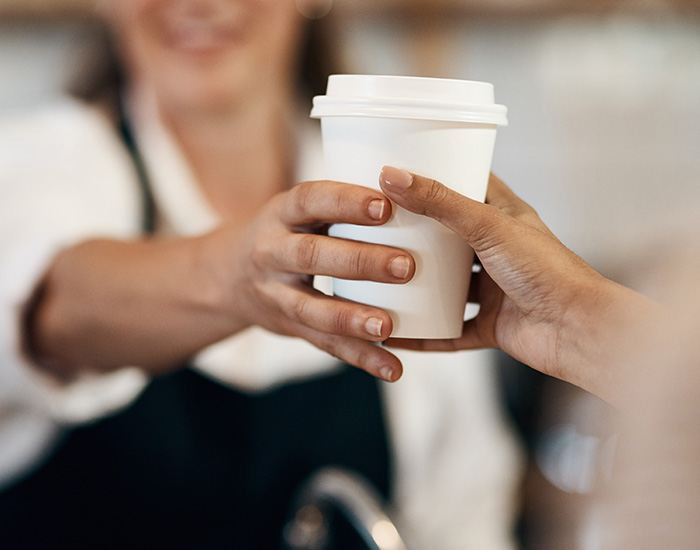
[2,12,699,285]
[336,12,700,282]
[0,21,98,111]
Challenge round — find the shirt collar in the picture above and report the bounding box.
[125,87,324,237]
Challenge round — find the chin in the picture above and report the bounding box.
[152,55,256,113]
[157,77,250,115]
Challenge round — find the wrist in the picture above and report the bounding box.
[196,228,253,334]
[561,276,666,409]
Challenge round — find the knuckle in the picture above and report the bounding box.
[335,184,365,218]
[327,337,365,368]
[500,204,519,218]
[250,238,274,271]
[502,201,530,219]
[330,306,354,334]
[346,245,380,280]
[334,186,349,215]
[288,181,314,219]
[424,178,450,204]
[504,200,546,230]
[470,224,493,251]
[523,202,539,218]
[287,292,310,322]
[520,209,542,227]
[350,247,368,277]
[294,234,321,273]
[354,346,375,372]
[467,207,502,251]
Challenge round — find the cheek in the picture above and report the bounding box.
[255,2,305,61]
[109,1,170,75]
[107,0,161,26]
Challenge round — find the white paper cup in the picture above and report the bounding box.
[311,75,507,338]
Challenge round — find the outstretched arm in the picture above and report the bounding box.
[27,180,414,383]
[379,166,668,408]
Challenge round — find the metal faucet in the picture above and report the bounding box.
[282,466,409,550]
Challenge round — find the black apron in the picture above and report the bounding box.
[0,112,391,549]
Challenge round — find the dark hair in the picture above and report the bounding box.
[298,17,336,100]
[66,24,123,111]
[69,17,337,111]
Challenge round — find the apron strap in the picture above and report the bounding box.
[117,105,156,235]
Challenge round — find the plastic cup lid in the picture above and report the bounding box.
[311,75,508,126]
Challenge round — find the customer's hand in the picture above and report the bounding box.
[220,179,415,382]
[378,167,664,404]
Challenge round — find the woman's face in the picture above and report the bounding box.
[105,0,307,112]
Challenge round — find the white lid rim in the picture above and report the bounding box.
[310,109,507,126]
[327,74,495,86]
[310,97,508,126]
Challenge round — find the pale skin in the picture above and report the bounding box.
[31,182,412,381]
[379,166,670,410]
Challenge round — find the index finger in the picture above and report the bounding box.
[485,174,553,236]
[484,173,519,209]
[281,180,392,228]
[378,166,503,250]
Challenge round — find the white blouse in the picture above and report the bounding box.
[0,95,522,549]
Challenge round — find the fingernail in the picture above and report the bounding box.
[380,366,396,382]
[365,317,384,337]
[368,199,385,220]
[380,166,413,192]
[389,256,411,279]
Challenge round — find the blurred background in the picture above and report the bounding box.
[2,1,699,548]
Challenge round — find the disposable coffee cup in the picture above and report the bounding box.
[311,75,508,338]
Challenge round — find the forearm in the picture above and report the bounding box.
[558,276,670,410]
[26,233,247,378]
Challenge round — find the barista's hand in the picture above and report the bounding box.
[220,180,414,382]
[27,180,412,382]
[378,167,662,402]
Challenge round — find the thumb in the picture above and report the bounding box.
[379,166,499,249]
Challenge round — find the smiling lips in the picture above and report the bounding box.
[170,18,242,53]
[164,2,248,56]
